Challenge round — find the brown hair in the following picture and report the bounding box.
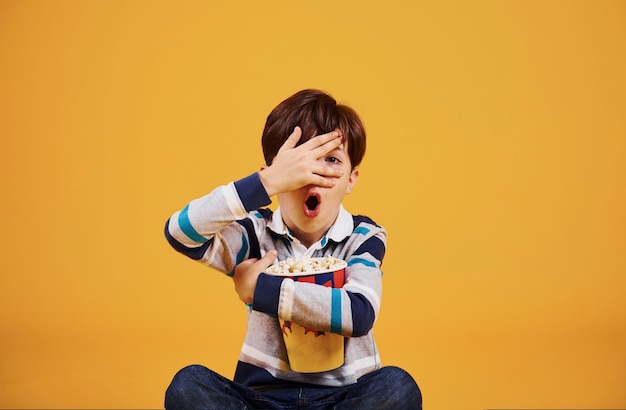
[261,89,366,168]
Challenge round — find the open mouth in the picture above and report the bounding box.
[304,193,321,218]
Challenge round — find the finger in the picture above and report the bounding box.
[310,133,344,159]
[300,129,342,150]
[312,166,344,179]
[277,126,302,153]
[309,175,338,188]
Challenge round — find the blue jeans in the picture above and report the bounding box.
[165,365,422,409]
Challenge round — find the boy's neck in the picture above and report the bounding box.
[287,226,327,249]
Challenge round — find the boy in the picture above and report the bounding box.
[164,89,422,409]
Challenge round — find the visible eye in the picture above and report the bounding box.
[325,156,342,164]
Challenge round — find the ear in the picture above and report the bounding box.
[346,168,359,194]
[260,165,268,171]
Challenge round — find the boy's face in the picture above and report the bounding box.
[277,141,358,247]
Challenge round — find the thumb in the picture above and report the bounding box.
[259,250,278,268]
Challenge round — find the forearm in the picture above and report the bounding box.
[164,173,271,271]
[253,271,380,337]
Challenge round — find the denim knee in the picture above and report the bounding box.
[379,366,422,403]
[169,364,209,386]
[165,365,214,408]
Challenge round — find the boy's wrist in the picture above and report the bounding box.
[258,168,279,197]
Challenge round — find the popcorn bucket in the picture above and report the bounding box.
[267,257,346,373]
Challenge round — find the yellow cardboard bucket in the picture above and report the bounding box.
[268,257,346,373]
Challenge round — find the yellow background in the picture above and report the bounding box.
[1,1,625,409]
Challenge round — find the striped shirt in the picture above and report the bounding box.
[164,172,386,387]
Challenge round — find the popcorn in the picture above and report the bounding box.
[266,256,345,276]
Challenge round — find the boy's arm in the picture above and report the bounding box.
[164,173,271,275]
[250,228,386,337]
[165,128,344,275]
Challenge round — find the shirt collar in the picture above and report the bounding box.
[267,205,354,247]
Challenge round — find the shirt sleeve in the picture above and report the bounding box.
[164,172,271,275]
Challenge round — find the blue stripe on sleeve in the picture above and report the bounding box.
[347,292,376,336]
[354,236,386,262]
[347,258,377,268]
[330,288,342,334]
[353,226,370,235]
[178,204,207,243]
[236,234,249,265]
[228,234,249,277]
[236,219,261,259]
[251,273,283,316]
[164,219,213,260]
[234,173,272,211]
